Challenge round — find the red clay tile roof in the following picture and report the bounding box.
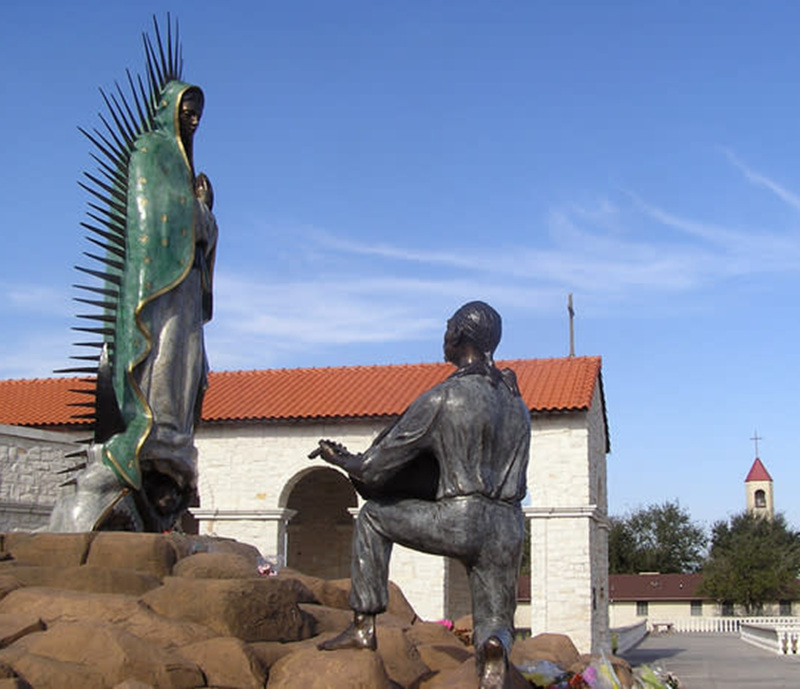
[745,457,772,483]
[609,573,706,601]
[0,356,604,430]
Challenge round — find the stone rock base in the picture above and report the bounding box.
[0,532,632,688]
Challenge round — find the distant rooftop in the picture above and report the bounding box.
[609,573,706,601]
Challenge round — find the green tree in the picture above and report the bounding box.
[700,511,800,614]
[609,500,708,574]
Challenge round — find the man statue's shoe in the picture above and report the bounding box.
[317,612,377,651]
[478,636,510,689]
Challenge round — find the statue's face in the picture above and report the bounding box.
[179,91,204,140]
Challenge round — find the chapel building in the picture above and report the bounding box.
[0,355,611,652]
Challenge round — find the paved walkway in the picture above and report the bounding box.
[620,632,800,688]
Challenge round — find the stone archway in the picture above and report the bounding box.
[285,467,357,579]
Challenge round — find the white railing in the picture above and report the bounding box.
[647,616,798,635]
[740,622,800,655]
[610,621,648,654]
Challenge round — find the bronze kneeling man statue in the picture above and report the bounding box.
[310,301,531,689]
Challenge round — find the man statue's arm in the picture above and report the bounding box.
[309,385,444,488]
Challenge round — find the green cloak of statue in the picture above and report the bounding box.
[103,80,207,490]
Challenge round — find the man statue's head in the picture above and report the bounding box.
[444,301,502,366]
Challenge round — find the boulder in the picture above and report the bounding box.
[298,603,352,634]
[177,636,268,689]
[417,655,530,689]
[186,536,263,566]
[387,581,418,624]
[114,604,217,649]
[0,587,142,626]
[406,620,465,647]
[0,587,214,649]
[85,533,178,577]
[249,636,322,670]
[267,646,393,689]
[2,533,94,567]
[510,632,581,671]
[276,570,350,609]
[416,643,474,673]
[283,573,418,624]
[171,552,259,579]
[374,624,432,688]
[141,576,317,642]
[0,621,203,689]
[0,564,161,596]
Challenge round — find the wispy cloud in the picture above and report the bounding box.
[0,282,71,317]
[208,272,561,367]
[12,150,800,377]
[722,147,800,212]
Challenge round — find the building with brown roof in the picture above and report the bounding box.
[0,354,610,652]
[610,570,798,631]
[609,573,711,629]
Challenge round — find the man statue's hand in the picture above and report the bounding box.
[308,439,364,478]
[308,439,350,463]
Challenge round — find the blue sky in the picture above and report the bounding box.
[3,2,800,531]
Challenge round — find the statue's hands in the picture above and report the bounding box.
[309,439,364,478]
[308,439,350,463]
[195,173,214,210]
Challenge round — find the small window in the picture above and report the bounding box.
[780,601,792,616]
[690,600,703,617]
[755,489,766,508]
[636,601,648,617]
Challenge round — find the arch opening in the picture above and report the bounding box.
[285,467,357,579]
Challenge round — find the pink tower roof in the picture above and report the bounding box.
[745,457,772,482]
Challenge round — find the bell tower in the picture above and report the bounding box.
[745,432,774,519]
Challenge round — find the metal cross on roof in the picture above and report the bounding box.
[750,430,763,458]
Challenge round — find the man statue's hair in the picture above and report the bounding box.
[450,301,502,359]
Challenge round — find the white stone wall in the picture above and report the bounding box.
[0,424,80,531]
[609,599,717,628]
[526,381,609,653]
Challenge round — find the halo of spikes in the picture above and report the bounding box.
[54,14,184,471]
